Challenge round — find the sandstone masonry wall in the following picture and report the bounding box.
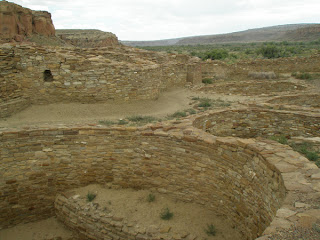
[193,108,320,138]
[201,54,320,80]
[0,124,286,239]
[0,44,201,118]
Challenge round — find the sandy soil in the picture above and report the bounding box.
[0,217,74,240]
[0,88,252,128]
[71,184,243,240]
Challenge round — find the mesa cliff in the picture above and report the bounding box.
[56,29,119,47]
[0,1,55,42]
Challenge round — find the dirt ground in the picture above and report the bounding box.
[0,88,254,128]
[0,217,73,240]
[72,184,242,240]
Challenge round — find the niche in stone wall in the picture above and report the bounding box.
[43,70,54,82]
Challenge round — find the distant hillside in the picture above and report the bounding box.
[122,24,320,47]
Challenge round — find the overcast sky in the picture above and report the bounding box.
[11,0,320,41]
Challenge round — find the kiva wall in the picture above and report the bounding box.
[193,108,320,138]
[0,125,285,239]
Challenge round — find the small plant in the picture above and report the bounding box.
[270,135,288,145]
[99,120,117,126]
[147,193,155,202]
[186,108,197,115]
[87,192,96,202]
[313,223,320,233]
[292,72,313,80]
[127,115,157,124]
[168,111,187,119]
[117,119,128,125]
[290,142,320,168]
[205,224,216,236]
[198,98,212,108]
[160,207,173,220]
[202,78,213,84]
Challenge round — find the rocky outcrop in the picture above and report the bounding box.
[56,29,119,47]
[0,1,55,42]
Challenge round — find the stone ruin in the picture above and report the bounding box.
[1,1,320,240]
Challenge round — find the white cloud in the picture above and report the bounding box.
[8,0,320,40]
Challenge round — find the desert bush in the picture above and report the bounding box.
[197,98,212,108]
[290,142,320,167]
[202,78,213,84]
[202,49,229,60]
[118,119,129,125]
[147,193,155,202]
[127,115,157,123]
[168,111,187,118]
[205,224,216,236]
[257,45,287,58]
[160,207,173,220]
[270,135,288,145]
[292,72,312,80]
[87,192,96,202]
[99,120,116,126]
[248,71,277,79]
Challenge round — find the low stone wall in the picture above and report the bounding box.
[267,94,320,108]
[193,108,320,138]
[0,123,287,240]
[201,54,320,80]
[198,81,306,96]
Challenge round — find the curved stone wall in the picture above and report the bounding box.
[267,94,320,108]
[193,108,320,138]
[0,124,287,239]
[198,81,306,96]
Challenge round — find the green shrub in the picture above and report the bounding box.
[270,135,288,145]
[87,192,96,202]
[205,224,216,236]
[202,78,213,84]
[147,193,155,202]
[257,45,286,59]
[169,111,187,118]
[198,98,212,108]
[186,108,197,115]
[127,115,157,123]
[293,72,312,80]
[99,120,116,126]
[305,151,319,161]
[160,207,173,220]
[202,49,229,60]
[118,119,128,125]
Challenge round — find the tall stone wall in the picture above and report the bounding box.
[0,44,201,118]
[0,125,286,239]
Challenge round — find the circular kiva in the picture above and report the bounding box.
[267,94,320,109]
[198,81,306,95]
[193,108,320,138]
[1,124,319,239]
